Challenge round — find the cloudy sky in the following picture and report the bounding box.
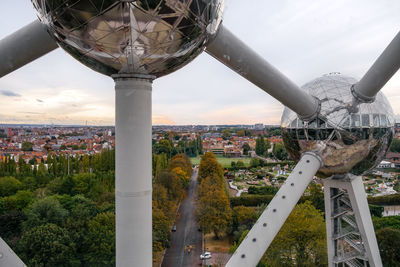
[0,1,399,125]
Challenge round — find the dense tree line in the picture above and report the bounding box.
[197,152,232,239]
[152,154,192,253]
[1,149,193,266]
[0,148,115,179]
[0,149,116,266]
[153,135,203,158]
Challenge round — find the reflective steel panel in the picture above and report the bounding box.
[32,0,224,77]
[281,74,394,177]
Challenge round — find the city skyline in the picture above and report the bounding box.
[0,1,399,126]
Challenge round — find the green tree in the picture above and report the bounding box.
[21,142,33,151]
[242,143,250,155]
[376,228,400,266]
[222,129,232,140]
[390,138,400,153]
[2,190,35,211]
[262,202,327,266]
[307,183,325,212]
[0,176,23,196]
[232,206,257,227]
[394,181,400,193]
[17,223,77,266]
[0,210,25,242]
[272,143,288,161]
[197,135,203,155]
[153,207,171,250]
[24,197,69,229]
[255,135,265,156]
[83,212,115,266]
[154,139,172,156]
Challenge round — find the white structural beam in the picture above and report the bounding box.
[113,74,154,267]
[352,30,400,103]
[324,175,382,267]
[0,237,26,267]
[0,20,58,78]
[206,25,320,121]
[226,152,322,267]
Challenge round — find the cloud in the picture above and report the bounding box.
[17,111,45,115]
[0,90,21,97]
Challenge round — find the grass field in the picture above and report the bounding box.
[190,156,251,168]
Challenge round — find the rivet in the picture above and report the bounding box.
[306,160,310,163]
[263,223,267,227]
[282,195,286,199]
[273,209,277,212]
[241,254,246,258]
[299,171,302,174]
[252,238,257,242]
[291,183,294,186]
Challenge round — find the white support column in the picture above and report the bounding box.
[324,175,382,267]
[113,74,154,267]
[226,152,322,267]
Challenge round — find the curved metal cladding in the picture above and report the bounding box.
[281,74,394,177]
[32,0,224,77]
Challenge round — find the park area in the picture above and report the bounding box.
[190,156,251,168]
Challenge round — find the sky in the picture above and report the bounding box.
[0,1,399,126]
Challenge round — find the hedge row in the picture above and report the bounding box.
[367,194,400,205]
[230,193,400,208]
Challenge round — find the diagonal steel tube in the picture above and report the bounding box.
[226,152,322,267]
[0,20,58,78]
[352,30,400,103]
[205,25,320,121]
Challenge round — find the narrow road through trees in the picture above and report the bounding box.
[161,167,202,267]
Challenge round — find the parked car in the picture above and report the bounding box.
[171,225,176,232]
[200,252,211,260]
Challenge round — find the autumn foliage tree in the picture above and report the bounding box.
[152,154,192,253]
[197,152,232,239]
[261,202,327,266]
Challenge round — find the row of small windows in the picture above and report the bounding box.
[285,127,390,142]
[289,114,391,129]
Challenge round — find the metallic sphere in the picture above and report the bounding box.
[281,74,394,177]
[32,0,224,77]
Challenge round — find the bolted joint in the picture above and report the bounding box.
[351,84,376,103]
[297,96,321,122]
[302,151,324,168]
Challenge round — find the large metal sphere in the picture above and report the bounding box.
[32,0,224,77]
[281,74,394,177]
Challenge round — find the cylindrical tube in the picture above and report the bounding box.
[206,25,320,121]
[0,20,58,78]
[226,152,322,267]
[114,75,153,267]
[353,31,400,102]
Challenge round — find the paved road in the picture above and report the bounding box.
[161,168,203,267]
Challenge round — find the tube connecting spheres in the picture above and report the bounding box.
[32,0,224,77]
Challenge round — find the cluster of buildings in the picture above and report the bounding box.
[0,125,114,163]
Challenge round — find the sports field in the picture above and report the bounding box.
[190,156,251,168]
